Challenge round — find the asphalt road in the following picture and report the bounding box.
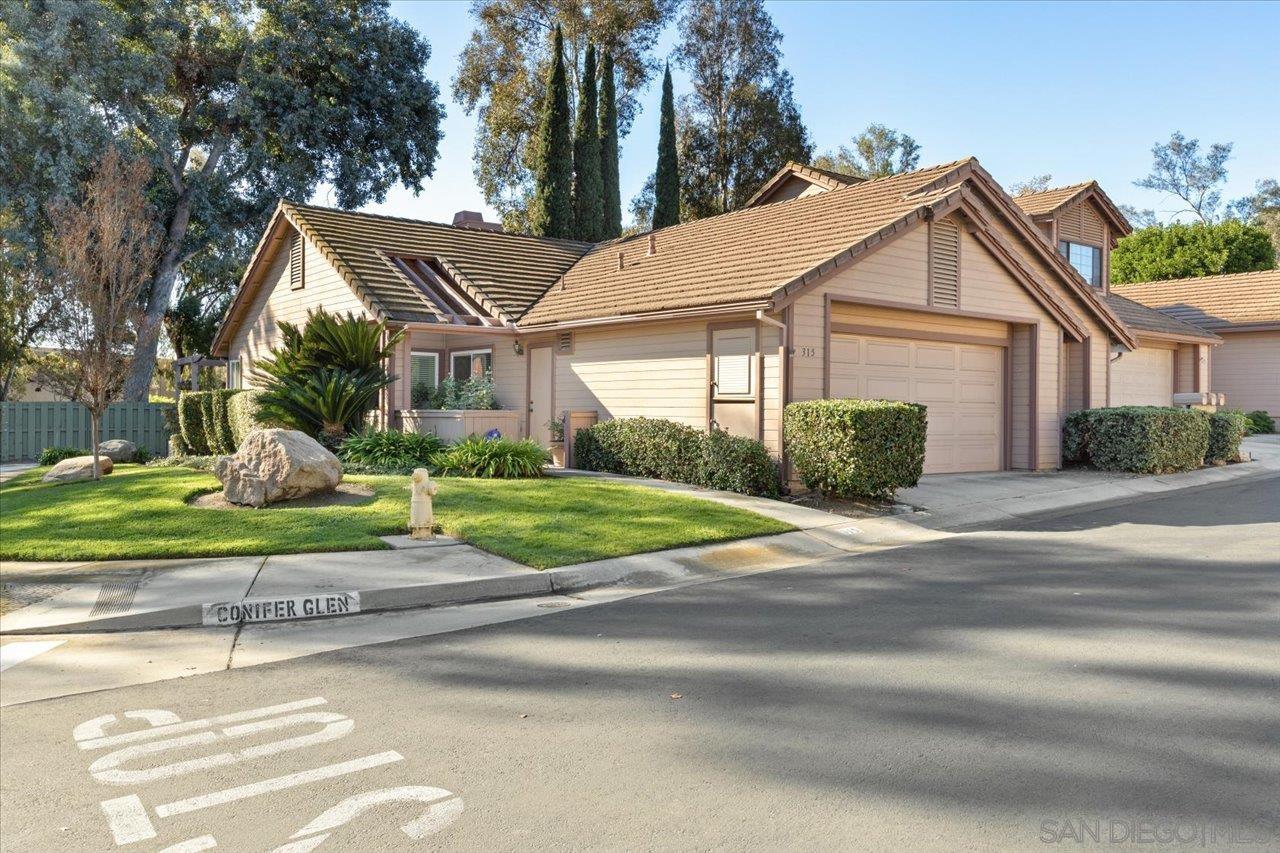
[2,476,1278,851]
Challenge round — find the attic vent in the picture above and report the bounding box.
[930,219,960,308]
[556,331,574,355]
[289,233,305,290]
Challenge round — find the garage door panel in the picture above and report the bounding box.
[1111,346,1173,407]
[830,332,1004,474]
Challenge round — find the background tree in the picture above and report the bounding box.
[653,65,681,229]
[1111,220,1275,284]
[1,0,445,402]
[1229,178,1280,257]
[1135,131,1233,223]
[598,52,623,239]
[572,43,605,241]
[1009,174,1054,197]
[529,26,575,238]
[164,293,226,363]
[813,124,921,179]
[45,149,161,479]
[0,218,62,402]
[454,0,676,231]
[674,0,811,219]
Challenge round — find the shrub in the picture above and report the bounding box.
[178,391,211,454]
[1080,406,1209,473]
[145,454,218,471]
[227,389,277,447]
[416,373,501,410]
[572,417,780,497]
[1206,410,1248,464]
[208,389,241,453]
[38,446,89,466]
[1245,409,1275,435]
[339,429,444,469]
[198,391,219,453]
[1062,409,1096,464]
[437,436,548,478]
[784,399,927,501]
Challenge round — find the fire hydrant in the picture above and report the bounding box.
[409,467,439,540]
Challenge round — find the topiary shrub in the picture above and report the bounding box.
[38,446,89,466]
[1245,409,1275,435]
[339,429,444,469]
[437,436,548,478]
[784,399,927,501]
[698,428,780,497]
[1081,406,1209,473]
[1206,410,1248,464]
[178,391,211,455]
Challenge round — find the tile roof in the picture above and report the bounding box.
[1103,292,1220,342]
[1113,269,1280,330]
[286,202,592,323]
[518,160,973,326]
[1011,183,1094,217]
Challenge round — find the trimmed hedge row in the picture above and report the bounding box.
[178,390,242,455]
[573,417,780,497]
[227,389,279,447]
[1062,406,1245,473]
[784,399,927,501]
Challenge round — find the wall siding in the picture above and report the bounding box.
[1211,331,1280,415]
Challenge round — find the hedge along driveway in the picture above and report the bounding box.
[0,466,792,568]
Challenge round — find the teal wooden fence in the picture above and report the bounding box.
[1,402,172,462]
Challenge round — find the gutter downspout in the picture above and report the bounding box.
[757,310,790,489]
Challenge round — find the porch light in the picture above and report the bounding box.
[513,340,525,355]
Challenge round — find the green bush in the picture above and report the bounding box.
[178,392,210,454]
[198,391,219,453]
[209,389,241,454]
[572,417,780,497]
[1206,410,1248,464]
[227,389,278,447]
[1072,406,1209,473]
[1245,410,1275,435]
[437,436,548,478]
[784,399,927,501]
[38,446,89,466]
[339,429,444,469]
[145,454,218,471]
[416,373,501,410]
[1062,409,1096,464]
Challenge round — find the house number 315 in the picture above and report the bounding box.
[798,346,816,358]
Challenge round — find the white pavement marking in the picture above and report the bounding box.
[289,786,464,840]
[99,794,156,845]
[270,836,329,853]
[0,639,65,671]
[154,751,405,818]
[77,697,327,750]
[158,837,217,853]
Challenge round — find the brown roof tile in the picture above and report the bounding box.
[1104,293,1220,342]
[1010,182,1093,216]
[1113,269,1280,329]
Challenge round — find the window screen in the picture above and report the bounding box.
[227,359,240,390]
[450,350,492,381]
[410,352,438,407]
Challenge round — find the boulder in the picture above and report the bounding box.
[97,439,138,463]
[42,455,114,483]
[214,428,342,507]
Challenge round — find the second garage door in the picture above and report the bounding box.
[1110,345,1173,407]
[829,333,1004,474]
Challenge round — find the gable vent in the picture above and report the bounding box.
[289,233,305,290]
[556,331,575,354]
[930,219,960,308]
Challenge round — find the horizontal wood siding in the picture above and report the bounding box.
[1212,331,1280,415]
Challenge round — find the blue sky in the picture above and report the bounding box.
[325,0,1280,227]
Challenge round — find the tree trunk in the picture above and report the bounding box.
[90,409,102,481]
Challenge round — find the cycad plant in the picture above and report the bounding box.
[254,311,404,446]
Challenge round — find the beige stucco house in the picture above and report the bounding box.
[211,157,1252,479]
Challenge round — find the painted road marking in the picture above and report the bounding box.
[159,837,217,852]
[153,751,405,818]
[290,786,464,841]
[201,593,360,627]
[837,525,862,537]
[76,697,327,750]
[100,794,156,845]
[0,639,66,671]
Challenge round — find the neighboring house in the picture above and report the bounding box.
[1115,270,1280,416]
[211,157,1238,478]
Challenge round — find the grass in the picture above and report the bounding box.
[0,465,792,568]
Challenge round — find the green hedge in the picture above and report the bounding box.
[178,392,210,454]
[1245,409,1275,435]
[227,389,279,448]
[784,399,927,501]
[179,390,242,455]
[573,417,779,497]
[1063,406,1209,473]
[1206,410,1248,464]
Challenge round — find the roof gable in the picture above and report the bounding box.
[1012,181,1132,239]
[743,161,864,208]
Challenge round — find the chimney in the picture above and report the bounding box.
[647,233,656,256]
[617,251,625,271]
[452,210,503,233]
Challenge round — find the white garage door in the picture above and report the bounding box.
[830,333,1004,474]
[1110,346,1173,407]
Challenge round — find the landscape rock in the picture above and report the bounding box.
[97,439,138,463]
[42,455,114,483]
[214,428,342,507]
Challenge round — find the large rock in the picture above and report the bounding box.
[42,455,114,483]
[214,428,342,508]
[97,439,138,463]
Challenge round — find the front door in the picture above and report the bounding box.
[529,345,554,446]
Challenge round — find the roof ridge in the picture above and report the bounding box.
[1016,180,1094,197]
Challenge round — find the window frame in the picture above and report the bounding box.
[1058,240,1102,286]
[410,350,441,406]
[226,358,241,390]
[449,348,493,382]
[710,325,757,402]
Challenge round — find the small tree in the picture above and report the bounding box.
[46,148,161,479]
[598,51,623,239]
[653,64,680,229]
[572,43,605,241]
[529,25,575,239]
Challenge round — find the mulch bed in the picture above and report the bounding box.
[188,482,375,510]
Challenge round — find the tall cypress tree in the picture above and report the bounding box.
[653,63,680,229]
[598,51,622,239]
[572,42,605,241]
[529,25,573,238]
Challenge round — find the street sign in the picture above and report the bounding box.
[201,593,360,626]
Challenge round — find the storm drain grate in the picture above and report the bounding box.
[89,573,145,617]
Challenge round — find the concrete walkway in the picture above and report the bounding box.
[0,463,36,484]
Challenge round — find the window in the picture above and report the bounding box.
[711,328,755,399]
[450,349,492,381]
[1058,240,1102,286]
[410,351,439,407]
[227,359,241,390]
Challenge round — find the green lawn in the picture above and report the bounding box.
[0,465,791,568]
